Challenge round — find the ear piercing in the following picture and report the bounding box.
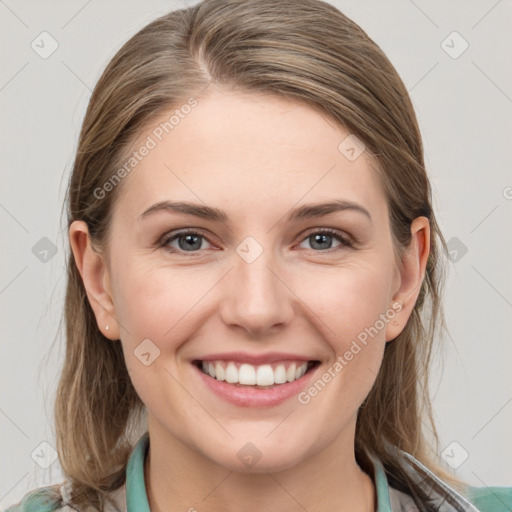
[105,325,109,331]
[392,302,402,326]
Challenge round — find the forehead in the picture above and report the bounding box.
[113,88,386,221]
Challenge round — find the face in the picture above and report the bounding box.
[74,87,426,473]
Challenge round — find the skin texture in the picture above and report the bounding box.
[69,86,430,512]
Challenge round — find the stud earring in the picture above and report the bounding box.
[105,325,109,331]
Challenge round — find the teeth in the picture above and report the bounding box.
[239,364,256,385]
[274,365,287,384]
[295,364,305,380]
[215,362,225,381]
[200,360,311,386]
[256,365,274,386]
[286,363,296,382]
[225,362,238,383]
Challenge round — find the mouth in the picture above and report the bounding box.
[192,359,321,389]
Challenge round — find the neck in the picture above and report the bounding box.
[144,416,376,512]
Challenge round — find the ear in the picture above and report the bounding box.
[68,220,120,340]
[385,216,430,342]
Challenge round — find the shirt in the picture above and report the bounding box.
[5,432,512,511]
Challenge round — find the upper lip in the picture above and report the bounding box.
[193,352,319,365]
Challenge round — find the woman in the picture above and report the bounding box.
[6,0,511,511]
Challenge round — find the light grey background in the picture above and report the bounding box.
[1,0,511,508]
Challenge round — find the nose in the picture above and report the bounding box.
[218,241,294,338]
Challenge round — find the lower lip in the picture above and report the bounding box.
[192,363,319,407]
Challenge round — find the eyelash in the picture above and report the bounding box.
[157,228,354,255]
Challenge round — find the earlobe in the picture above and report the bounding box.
[385,216,430,342]
[68,220,119,340]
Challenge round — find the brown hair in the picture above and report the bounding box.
[55,0,459,509]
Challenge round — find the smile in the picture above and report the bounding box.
[194,360,319,387]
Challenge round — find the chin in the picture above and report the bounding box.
[206,443,307,474]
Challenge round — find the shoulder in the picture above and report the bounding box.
[3,484,72,512]
[4,480,126,512]
[462,484,512,512]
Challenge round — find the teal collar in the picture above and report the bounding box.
[126,432,151,512]
[125,432,393,511]
[372,456,394,512]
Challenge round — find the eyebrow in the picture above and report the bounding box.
[138,199,372,223]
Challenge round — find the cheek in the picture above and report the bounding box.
[298,259,394,343]
[296,261,393,394]
[111,260,201,414]
[112,257,215,346]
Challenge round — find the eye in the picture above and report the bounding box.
[158,227,353,255]
[298,228,353,252]
[159,229,213,254]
